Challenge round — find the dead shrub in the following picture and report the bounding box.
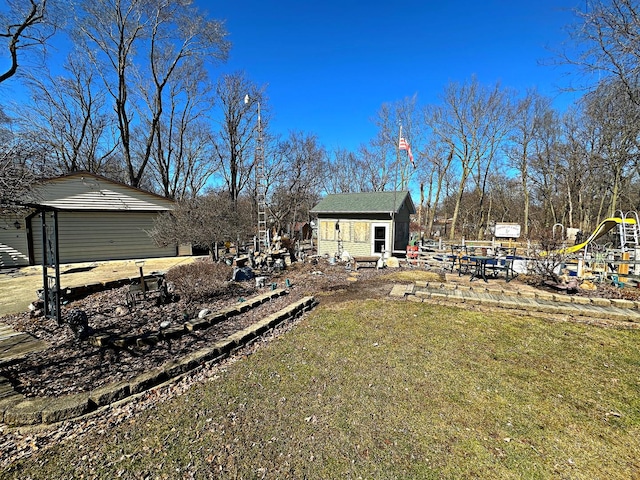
[166,261,233,302]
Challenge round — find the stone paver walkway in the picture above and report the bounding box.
[391,281,640,322]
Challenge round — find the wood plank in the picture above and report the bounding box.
[0,323,48,364]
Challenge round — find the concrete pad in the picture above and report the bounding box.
[389,285,407,297]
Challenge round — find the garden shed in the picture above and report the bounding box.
[0,172,176,267]
[310,191,415,258]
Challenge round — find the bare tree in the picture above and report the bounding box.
[363,96,421,192]
[506,90,553,237]
[564,0,640,105]
[582,78,640,216]
[148,64,216,199]
[420,138,454,237]
[212,71,265,205]
[322,147,366,194]
[150,190,254,259]
[0,111,51,206]
[17,56,119,175]
[428,77,511,240]
[529,107,563,227]
[268,131,325,233]
[73,0,229,189]
[0,0,57,84]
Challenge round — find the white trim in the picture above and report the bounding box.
[370,222,389,256]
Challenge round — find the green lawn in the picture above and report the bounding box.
[4,299,640,479]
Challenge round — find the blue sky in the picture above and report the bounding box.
[208,0,583,151]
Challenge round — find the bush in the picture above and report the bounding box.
[165,261,234,302]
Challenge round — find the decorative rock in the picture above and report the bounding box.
[4,397,51,425]
[160,320,171,329]
[130,368,168,395]
[66,309,89,340]
[385,256,400,268]
[115,305,128,316]
[89,334,111,347]
[185,319,209,332]
[198,308,212,319]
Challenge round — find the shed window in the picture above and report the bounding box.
[354,222,369,243]
[320,221,336,241]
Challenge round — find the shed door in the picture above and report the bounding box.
[371,223,388,256]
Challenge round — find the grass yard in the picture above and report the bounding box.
[3,299,640,479]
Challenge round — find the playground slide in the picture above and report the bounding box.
[559,217,636,254]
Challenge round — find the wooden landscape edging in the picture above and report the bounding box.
[0,294,317,427]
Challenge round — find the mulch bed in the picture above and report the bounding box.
[0,260,390,399]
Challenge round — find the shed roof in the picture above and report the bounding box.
[311,191,415,215]
[26,172,174,212]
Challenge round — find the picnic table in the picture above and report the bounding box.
[452,246,518,283]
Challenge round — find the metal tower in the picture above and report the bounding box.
[254,100,269,250]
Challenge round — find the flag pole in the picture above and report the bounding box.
[392,124,402,258]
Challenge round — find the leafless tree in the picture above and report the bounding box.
[564,0,640,105]
[428,77,511,240]
[528,107,563,227]
[268,131,325,234]
[150,190,254,259]
[0,0,58,84]
[211,71,265,205]
[582,78,640,217]
[364,96,421,192]
[420,138,454,237]
[16,56,119,175]
[322,147,366,194]
[506,90,553,237]
[147,65,216,199]
[73,0,229,189]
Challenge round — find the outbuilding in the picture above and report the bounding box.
[310,191,416,258]
[0,172,177,267]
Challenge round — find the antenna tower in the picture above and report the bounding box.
[255,103,269,250]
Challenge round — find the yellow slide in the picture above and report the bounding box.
[559,217,636,254]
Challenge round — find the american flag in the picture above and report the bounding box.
[398,137,415,168]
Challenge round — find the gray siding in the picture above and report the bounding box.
[0,215,29,267]
[33,174,174,211]
[31,211,174,264]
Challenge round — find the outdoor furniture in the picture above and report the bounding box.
[452,246,518,283]
[353,256,380,270]
[485,247,518,282]
[452,245,474,275]
[469,255,493,282]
